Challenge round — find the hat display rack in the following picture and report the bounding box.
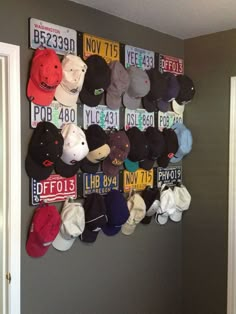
[26,18,195,256]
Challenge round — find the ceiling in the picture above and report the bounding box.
[70,0,236,39]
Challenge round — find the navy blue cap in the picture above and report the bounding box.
[102,190,130,236]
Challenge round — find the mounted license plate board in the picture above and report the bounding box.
[31,174,77,205]
[157,166,182,188]
[125,45,155,70]
[31,101,77,129]
[123,169,154,193]
[158,111,183,130]
[83,104,119,130]
[159,54,184,75]
[124,108,155,131]
[83,33,120,63]
[83,172,119,197]
[29,18,77,55]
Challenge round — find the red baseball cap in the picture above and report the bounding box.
[27,48,62,106]
[26,203,61,258]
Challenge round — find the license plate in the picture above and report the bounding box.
[125,45,155,70]
[31,174,77,205]
[157,166,182,188]
[124,108,155,131]
[83,105,119,130]
[83,33,120,63]
[31,101,77,129]
[123,169,154,192]
[159,54,184,75]
[158,111,183,130]
[83,172,119,197]
[30,18,77,55]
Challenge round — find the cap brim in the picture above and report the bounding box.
[170,210,182,222]
[55,158,81,178]
[52,231,76,251]
[157,99,170,112]
[79,228,99,243]
[55,84,79,107]
[105,92,122,110]
[27,78,54,106]
[102,158,120,177]
[172,99,185,115]
[156,213,169,225]
[79,86,103,107]
[157,155,170,168]
[123,93,141,110]
[102,224,121,236]
[80,158,100,174]
[124,159,139,172]
[142,96,158,112]
[25,154,53,181]
[139,159,155,170]
[170,154,183,163]
[141,216,152,224]
[121,223,136,235]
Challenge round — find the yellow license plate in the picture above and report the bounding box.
[83,33,120,63]
[123,168,154,193]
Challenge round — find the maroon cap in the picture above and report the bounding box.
[102,131,130,176]
[26,203,61,258]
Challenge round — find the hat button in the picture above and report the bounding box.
[55,140,58,144]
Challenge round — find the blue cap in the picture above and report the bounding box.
[102,190,130,236]
[170,123,192,163]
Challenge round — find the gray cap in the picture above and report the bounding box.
[122,66,150,110]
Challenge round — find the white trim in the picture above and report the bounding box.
[227,77,236,314]
[0,42,21,314]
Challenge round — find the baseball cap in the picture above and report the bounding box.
[142,69,168,112]
[121,193,146,235]
[26,203,61,257]
[123,66,150,110]
[55,54,87,107]
[102,130,130,176]
[79,193,107,243]
[105,61,130,110]
[124,158,139,173]
[175,75,195,105]
[102,190,130,236]
[79,158,100,174]
[25,121,64,180]
[172,99,185,115]
[79,55,111,107]
[85,124,111,164]
[141,187,160,224]
[139,127,165,170]
[157,128,179,168]
[170,184,191,222]
[52,199,85,251]
[170,123,192,163]
[157,72,180,112]
[155,184,176,225]
[27,48,62,106]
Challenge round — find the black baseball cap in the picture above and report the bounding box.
[175,75,195,104]
[157,128,179,168]
[25,121,64,180]
[141,187,160,224]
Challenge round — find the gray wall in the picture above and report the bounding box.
[0,1,184,313]
[183,30,236,314]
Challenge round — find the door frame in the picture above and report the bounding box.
[0,42,21,314]
[227,76,236,314]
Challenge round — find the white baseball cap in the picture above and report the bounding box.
[60,124,89,165]
[121,193,146,235]
[55,54,87,107]
[155,184,176,225]
[170,184,191,222]
[53,199,85,251]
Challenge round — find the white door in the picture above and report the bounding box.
[0,42,21,314]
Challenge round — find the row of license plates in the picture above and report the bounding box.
[31,167,182,205]
[29,18,184,73]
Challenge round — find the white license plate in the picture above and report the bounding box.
[125,45,155,70]
[31,101,77,129]
[83,105,119,130]
[124,108,155,131]
[30,18,77,55]
[158,111,183,130]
